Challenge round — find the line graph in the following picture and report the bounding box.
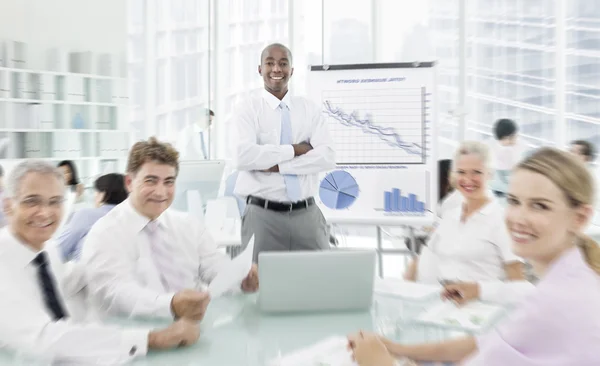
[323,101,422,155]
[322,87,427,165]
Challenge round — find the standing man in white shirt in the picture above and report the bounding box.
[488,118,528,197]
[569,140,600,224]
[0,160,200,364]
[176,109,214,160]
[569,139,596,166]
[229,43,336,263]
[81,137,258,321]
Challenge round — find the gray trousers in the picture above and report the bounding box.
[241,202,330,263]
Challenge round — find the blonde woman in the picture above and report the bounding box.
[350,147,600,365]
[404,141,525,303]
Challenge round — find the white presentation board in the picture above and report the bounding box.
[307,62,438,222]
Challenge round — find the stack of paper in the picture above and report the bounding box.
[374,278,441,301]
[272,336,356,366]
[274,336,416,366]
[414,301,505,332]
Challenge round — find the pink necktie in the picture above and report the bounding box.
[145,220,185,292]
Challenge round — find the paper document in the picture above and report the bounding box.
[274,336,415,366]
[208,235,254,298]
[274,336,356,366]
[374,278,441,300]
[415,301,505,332]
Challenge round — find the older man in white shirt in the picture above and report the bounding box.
[229,43,336,262]
[0,160,200,364]
[81,137,258,321]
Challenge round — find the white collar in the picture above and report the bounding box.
[0,228,45,269]
[262,88,293,110]
[448,198,499,220]
[122,199,170,233]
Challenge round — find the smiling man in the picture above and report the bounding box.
[229,43,336,263]
[81,137,258,321]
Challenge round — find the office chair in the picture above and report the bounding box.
[223,171,246,216]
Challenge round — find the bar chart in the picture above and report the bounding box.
[383,188,425,213]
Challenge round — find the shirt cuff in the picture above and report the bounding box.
[478,280,504,303]
[278,148,297,174]
[280,145,295,163]
[121,328,150,359]
[157,292,177,319]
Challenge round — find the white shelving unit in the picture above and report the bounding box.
[0,45,129,187]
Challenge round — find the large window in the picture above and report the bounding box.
[466,0,556,147]
[129,0,212,156]
[566,1,600,147]
[323,0,373,65]
[430,0,600,151]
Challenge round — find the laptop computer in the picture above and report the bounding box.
[258,250,376,313]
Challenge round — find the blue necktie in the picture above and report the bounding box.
[279,102,302,202]
[199,131,208,159]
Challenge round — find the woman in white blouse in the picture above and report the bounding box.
[404,141,526,302]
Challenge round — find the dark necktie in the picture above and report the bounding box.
[32,252,68,320]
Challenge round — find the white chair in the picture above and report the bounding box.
[205,196,240,229]
[186,189,205,221]
[205,197,242,257]
[223,171,246,216]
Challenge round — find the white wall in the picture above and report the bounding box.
[0,0,126,70]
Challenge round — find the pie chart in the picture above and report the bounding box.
[319,170,359,210]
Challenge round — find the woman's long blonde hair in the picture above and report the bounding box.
[516,147,600,275]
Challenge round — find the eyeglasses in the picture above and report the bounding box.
[19,197,65,209]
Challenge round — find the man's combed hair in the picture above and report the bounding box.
[126,136,180,175]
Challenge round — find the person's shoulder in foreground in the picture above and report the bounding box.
[470,247,600,365]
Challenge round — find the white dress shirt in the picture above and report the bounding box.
[81,199,230,319]
[418,199,520,284]
[488,138,528,194]
[229,89,336,202]
[0,229,148,364]
[176,123,210,160]
[437,189,496,219]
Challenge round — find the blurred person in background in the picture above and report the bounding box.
[569,139,596,167]
[57,160,84,201]
[56,173,128,261]
[176,109,214,160]
[488,119,528,198]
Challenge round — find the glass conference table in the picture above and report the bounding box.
[0,293,492,365]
